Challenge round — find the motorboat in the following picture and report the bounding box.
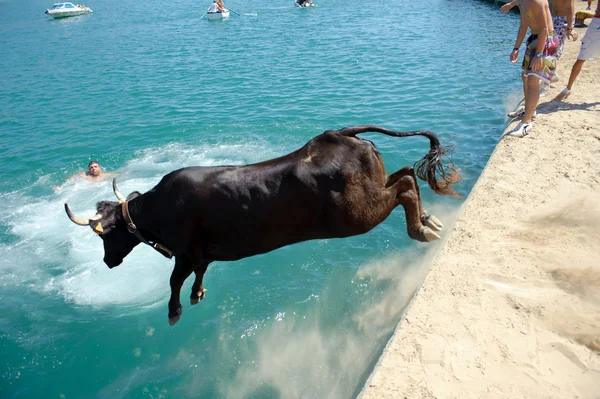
[295,0,316,7]
[45,2,93,18]
[206,8,230,20]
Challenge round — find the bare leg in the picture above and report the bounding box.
[523,75,540,124]
[521,73,528,107]
[554,59,585,101]
[190,264,210,305]
[168,256,195,326]
[566,59,585,91]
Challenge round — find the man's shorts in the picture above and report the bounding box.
[553,15,567,59]
[578,17,600,60]
[522,33,559,83]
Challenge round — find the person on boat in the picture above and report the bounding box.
[216,0,225,10]
[208,1,221,13]
[296,0,312,7]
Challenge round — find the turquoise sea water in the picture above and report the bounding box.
[1,0,521,397]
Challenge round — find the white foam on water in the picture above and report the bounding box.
[0,139,286,308]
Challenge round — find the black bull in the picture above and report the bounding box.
[65,125,460,325]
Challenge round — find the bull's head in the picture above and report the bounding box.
[65,179,141,268]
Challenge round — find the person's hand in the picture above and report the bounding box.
[567,30,578,41]
[500,3,513,13]
[531,57,543,72]
[510,49,519,63]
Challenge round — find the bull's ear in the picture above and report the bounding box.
[90,218,104,234]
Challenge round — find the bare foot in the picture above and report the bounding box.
[554,88,571,101]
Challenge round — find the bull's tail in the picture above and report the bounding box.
[337,125,461,197]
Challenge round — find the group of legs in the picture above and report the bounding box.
[553,9,600,100]
[506,0,599,137]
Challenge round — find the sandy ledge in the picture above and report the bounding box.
[359,12,600,399]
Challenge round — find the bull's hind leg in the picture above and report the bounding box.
[387,171,440,242]
[168,256,195,326]
[386,166,443,232]
[190,263,210,305]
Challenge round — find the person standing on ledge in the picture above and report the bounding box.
[502,0,578,98]
[554,1,600,100]
[502,0,578,61]
[507,0,559,137]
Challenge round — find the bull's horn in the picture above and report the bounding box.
[65,203,90,226]
[113,178,126,203]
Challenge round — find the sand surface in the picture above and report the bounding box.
[359,9,600,399]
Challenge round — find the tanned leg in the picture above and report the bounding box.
[522,73,528,108]
[566,59,585,91]
[168,255,195,326]
[524,75,540,124]
[554,59,585,100]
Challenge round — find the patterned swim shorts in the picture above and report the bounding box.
[553,15,567,59]
[522,33,559,83]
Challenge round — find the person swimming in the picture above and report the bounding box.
[53,160,113,190]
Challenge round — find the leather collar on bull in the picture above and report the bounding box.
[121,191,174,259]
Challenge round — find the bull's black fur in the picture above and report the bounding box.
[66,125,460,325]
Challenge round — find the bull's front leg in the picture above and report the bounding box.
[168,256,195,326]
[190,263,210,305]
[388,174,441,242]
[386,166,443,233]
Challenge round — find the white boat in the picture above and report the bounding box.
[295,0,316,7]
[206,8,230,20]
[45,2,93,18]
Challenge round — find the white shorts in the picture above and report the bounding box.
[578,17,600,60]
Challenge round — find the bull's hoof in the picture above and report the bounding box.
[419,226,441,242]
[190,287,207,305]
[422,214,443,232]
[168,306,182,326]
